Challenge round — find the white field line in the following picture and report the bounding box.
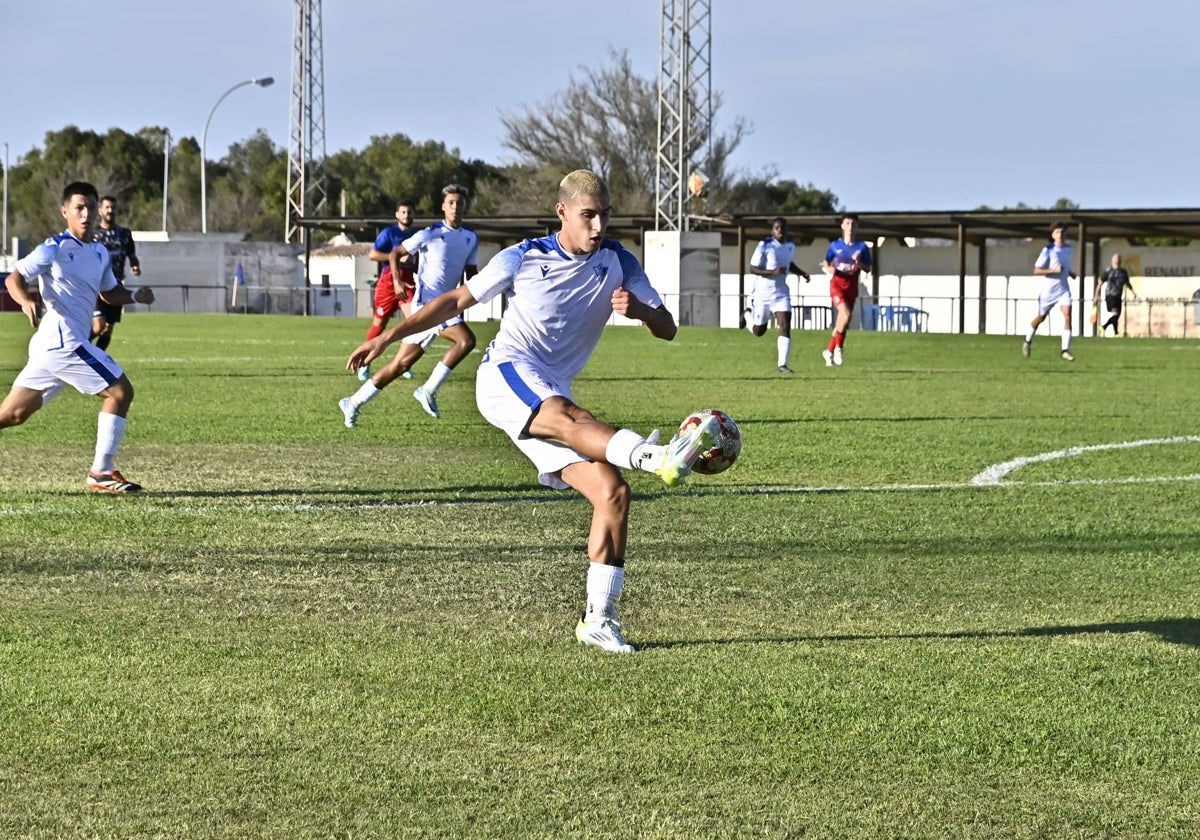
[2,438,1198,517]
[970,436,1200,486]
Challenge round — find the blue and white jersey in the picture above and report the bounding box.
[401,222,479,303]
[466,235,665,387]
[16,231,118,351]
[825,238,872,279]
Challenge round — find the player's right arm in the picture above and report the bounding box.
[5,269,39,328]
[346,284,477,371]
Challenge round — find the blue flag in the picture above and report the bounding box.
[235,261,245,285]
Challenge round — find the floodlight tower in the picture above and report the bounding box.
[286,0,328,243]
[655,0,713,231]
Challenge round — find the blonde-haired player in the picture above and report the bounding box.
[347,170,716,653]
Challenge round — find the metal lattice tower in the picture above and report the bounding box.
[655,0,713,231]
[286,0,327,243]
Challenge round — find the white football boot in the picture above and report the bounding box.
[655,414,719,487]
[575,613,635,654]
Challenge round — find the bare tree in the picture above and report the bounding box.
[499,48,747,215]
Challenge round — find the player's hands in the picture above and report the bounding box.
[130,264,142,277]
[347,338,383,372]
[20,299,39,329]
[133,286,155,305]
[611,286,641,319]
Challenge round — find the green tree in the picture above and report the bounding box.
[323,134,502,225]
[207,130,287,239]
[716,176,838,217]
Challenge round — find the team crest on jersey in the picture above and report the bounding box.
[592,265,609,282]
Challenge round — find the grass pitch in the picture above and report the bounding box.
[1,313,1199,838]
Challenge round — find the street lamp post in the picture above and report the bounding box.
[200,76,274,234]
[161,129,170,232]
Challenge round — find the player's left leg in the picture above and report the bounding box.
[774,309,793,372]
[0,386,46,429]
[88,374,142,493]
[1059,304,1074,360]
[340,342,424,427]
[560,459,635,653]
[414,323,477,419]
[826,299,852,366]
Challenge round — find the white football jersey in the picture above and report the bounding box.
[1035,242,1073,301]
[16,231,118,351]
[402,222,479,303]
[751,236,796,273]
[467,235,665,386]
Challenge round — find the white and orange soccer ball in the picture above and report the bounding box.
[677,408,742,475]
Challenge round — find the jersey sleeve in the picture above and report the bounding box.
[616,247,664,309]
[750,240,767,269]
[1034,246,1051,270]
[401,227,430,254]
[15,239,56,279]
[465,242,523,305]
[466,231,479,267]
[123,230,138,261]
[372,227,393,251]
[857,243,872,269]
[98,249,119,292]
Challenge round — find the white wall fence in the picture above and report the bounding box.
[128,278,1200,340]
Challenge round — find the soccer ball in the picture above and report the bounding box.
[678,408,741,475]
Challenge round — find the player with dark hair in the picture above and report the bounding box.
[90,195,141,351]
[1,181,155,492]
[1024,221,1076,361]
[821,213,872,366]
[356,197,418,382]
[745,217,810,373]
[340,184,478,425]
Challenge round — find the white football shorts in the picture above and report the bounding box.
[400,301,466,349]
[749,278,792,326]
[475,356,586,490]
[1037,279,1072,314]
[13,341,124,396]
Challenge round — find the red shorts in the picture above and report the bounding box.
[830,275,858,310]
[373,266,415,320]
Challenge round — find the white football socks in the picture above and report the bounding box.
[585,562,624,621]
[1061,330,1072,352]
[777,336,790,367]
[605,428,665,473]
[350,380,381,408]
[423,361,453,395]
[91,412,126,474]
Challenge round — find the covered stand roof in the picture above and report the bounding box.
[299,208,1200,333]
[299,207,1200,247]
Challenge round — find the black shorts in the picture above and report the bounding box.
[1105,296,1122,315]
[94,300,124,324]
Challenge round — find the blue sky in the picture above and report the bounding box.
[6,0,1199,211]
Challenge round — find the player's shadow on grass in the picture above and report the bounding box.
[648,618,1200,650]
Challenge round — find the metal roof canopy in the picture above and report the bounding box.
[298,207,1200,246]
[297,207,1200,333]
